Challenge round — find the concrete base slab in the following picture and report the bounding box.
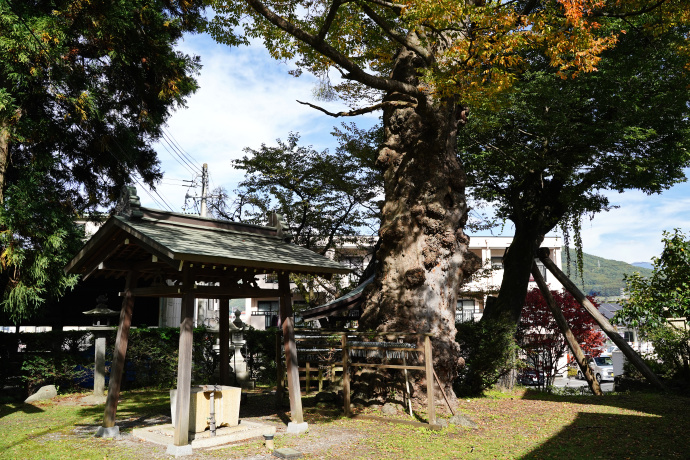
[166,444,193,457]
[132,421,276,449]
[273,447,303,459]
[81,395,107,405]
[286,422,308,434]
[95,426,120,438]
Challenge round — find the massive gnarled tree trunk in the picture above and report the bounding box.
[359,46,481,408]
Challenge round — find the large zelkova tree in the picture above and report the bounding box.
[208,0,689,402]
[0,0,203,322]
[517,288,605,388]
[460,20,690,330]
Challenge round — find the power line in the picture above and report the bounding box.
[163,127,200,165]
[159,134,200,176]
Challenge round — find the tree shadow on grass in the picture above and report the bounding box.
[518,390,690,459]
[0,401,44,419]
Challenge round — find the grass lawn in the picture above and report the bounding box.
[0,387,688,459]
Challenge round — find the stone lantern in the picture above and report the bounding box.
[82,295,118,399]
[230,309,249,386]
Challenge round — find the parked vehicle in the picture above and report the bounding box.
[576,356,615,382]
[518,368,546,386]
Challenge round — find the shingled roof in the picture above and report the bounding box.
[65,187,349,284]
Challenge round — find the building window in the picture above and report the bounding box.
[491,256,503,269]
[253,300,279,328]
[456,299,476,323]
[529,261,547,281]
[622,330,635,342]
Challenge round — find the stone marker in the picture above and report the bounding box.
[449,414,478,428]
[273,447,303,459]
[25,385,57,403]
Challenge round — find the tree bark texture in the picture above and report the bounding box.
[359,45,480,408]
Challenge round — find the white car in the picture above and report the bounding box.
[576,356,615,383]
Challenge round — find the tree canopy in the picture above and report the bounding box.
[208,0,690,402]
[0,0,203,321]
[616,229,690,330]
[462,20,690,324]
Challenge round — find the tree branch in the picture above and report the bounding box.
[296,99,416,117]
[358,2,433,65]
[317,0,347,43]
[244,0,424,97]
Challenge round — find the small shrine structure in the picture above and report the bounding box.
[64,187,349,449]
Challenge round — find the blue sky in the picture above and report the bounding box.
[138,32,690,266]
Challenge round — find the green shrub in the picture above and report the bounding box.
[455,319,519,396]
[644,325,690,381]
[21,353,89,395]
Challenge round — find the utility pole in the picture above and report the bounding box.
[200,163,208,217]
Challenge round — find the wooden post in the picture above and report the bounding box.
[279,273,304,423]
[218,297,230,385]
[103,271,136,428]
[531,261,602,395]
[306,362,311,394]
[342,333,351,416]
[173,273,195,446]
[538,248,667,391]
[424,335,436,425]
[276,330,284,404]
[318,368,323,393]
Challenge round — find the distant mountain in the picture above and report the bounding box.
[560,250,654,297]
[632,261,654,270]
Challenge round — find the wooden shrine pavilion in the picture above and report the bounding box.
[64,187,349,448]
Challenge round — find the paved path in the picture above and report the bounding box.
[553,376,615,392]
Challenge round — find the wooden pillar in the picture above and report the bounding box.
[218,297,230,385]
[424,335,436,425]
[538,248,667,391]
[342,333,351,416]
[276,330,284,404]
[173,273,196,446]
[102,271,137,429]
[531,261,602,395]
[278,272,304,423]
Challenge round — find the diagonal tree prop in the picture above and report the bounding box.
[538,248,666,391]
[530,260,601,395]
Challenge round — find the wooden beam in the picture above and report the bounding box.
[219,298,230,385]
[279,273,304,424]
[342,333,351,416]
[538,248,668,391]
[125,285,281,298]
[103,271,137,428]
[173,270,195,446]
[531,261,602,395]
[424,335,436,425]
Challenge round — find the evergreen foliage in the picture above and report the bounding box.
[0,0,203,321]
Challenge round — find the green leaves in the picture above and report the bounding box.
[617,229,690,331]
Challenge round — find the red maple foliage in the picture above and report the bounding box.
[517,288,606,385]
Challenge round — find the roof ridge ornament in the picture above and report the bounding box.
[114,185,143,219]
[267,211,292,242]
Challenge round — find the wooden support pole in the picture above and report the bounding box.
[538,248,667,391]
[218,297,230,385]
[173,274,195,446]
[531,261,602,395]
[342,333,351,416]
[306,362,311,394]
[279,273,304,423]
[276,331,284,405]
[103,271,137,428]
[424,335,436,425]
